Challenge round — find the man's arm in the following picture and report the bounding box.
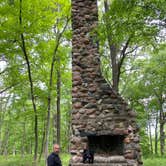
[47,155,54,166]
[54,156,62,166]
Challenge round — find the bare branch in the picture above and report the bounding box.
[120,38,131,58]
[118,37,131,69]
[53,17,71,62]
[125,46,139,55]
[0,84,18,94]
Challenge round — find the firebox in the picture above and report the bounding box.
[88,135,124,155]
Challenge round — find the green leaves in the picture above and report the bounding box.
[0,0,71,157]
[121,44,166,156]
[100,0,163,46]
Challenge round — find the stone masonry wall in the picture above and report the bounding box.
[70,0,142,165]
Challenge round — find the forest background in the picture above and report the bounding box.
[0,0,166,165]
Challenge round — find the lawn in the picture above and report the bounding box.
[143,157,166,166]
[0,154,166,166]
[0,154,70,166]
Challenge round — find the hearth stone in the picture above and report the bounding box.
[71,164,128,166]
[70,155,138,166]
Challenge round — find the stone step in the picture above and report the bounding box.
[94,156,126,163]
[70,163,128,166]
[70,156,138,166]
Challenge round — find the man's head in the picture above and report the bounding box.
[53,144,60,154]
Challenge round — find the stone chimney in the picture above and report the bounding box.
[70,0,142,165]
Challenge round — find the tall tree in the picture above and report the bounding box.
[123,44,166,156]
[0,0,65,162]
[19,0,38,161]
[99,0,166,92]
[43,2,70,163]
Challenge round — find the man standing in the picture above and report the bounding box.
[47,144,62,166]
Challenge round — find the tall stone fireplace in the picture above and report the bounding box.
[70,0,142,165]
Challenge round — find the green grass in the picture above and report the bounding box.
[0,154,70,166]
[0,154,166,166]
[0,155,34,166]
[61,153,71,166]
[143,157,166,166]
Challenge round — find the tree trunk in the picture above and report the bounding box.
[44,18,69,164]
[38,117,46,162]
[103,0,131,93]
[154,113,158,155]
[160,119,165,155]
[29,139,32,154]
[44,41,61,164]
[19,0,38,162]
[149,123,153,154]
[56,57,61,145]
[0,94,9,154]
[12,144,16,156]
[110,46,119,92]
[44,61,54,164]
[2,127,9,158]
[53,114,57,144]
[67,103,71,153]
[21,121,26,157]
[148,115,153,154]
[0,98,2,154]
[157,94,165,156]
[104,0,119,92]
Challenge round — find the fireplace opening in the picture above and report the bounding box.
[88,135,124,155]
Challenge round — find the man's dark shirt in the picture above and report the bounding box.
[47,152,62,166]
